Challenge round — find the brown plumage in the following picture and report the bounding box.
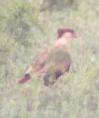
[43,48,71,86]
[17,28,76,86]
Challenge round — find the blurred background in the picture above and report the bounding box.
[0,0,99,118]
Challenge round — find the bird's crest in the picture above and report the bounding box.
[57,28,75,39]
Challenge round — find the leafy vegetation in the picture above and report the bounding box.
[0,0,99,118]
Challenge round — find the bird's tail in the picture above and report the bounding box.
[17,65,33,84]
[18,74,31,84]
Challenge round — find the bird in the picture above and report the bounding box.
[17,28,76,86]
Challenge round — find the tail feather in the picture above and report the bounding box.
[18,74,31,84]
[18,65,33,84]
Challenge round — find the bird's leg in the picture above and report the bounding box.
[54,71,63,80]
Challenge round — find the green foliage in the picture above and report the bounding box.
[0,0,99,118]
[0,0,42,47]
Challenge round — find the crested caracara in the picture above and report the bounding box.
[17,28,76,86]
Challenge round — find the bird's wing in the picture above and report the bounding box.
[31,49,51,74]
[43,48,71,86]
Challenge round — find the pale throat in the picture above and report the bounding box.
[54,37,71,48]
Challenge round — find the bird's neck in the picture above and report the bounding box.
[54,39,69,48]
[53,37,72,52]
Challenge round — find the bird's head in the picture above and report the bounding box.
[57,28,76,39]
[55,28,76,47]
